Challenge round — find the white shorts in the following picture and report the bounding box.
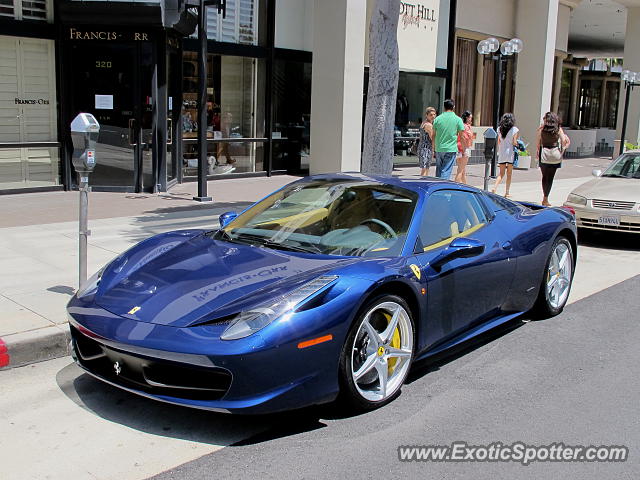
[456,148,471,159]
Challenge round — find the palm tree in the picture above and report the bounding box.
[362,0,400,175]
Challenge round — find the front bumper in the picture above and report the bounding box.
[66,296,352,414]
[563,203,640,233]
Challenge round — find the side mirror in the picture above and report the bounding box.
[430,237,485,271]
[219,211,238,228]
[592,169,602,177]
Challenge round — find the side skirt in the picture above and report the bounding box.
[415,311,525,361]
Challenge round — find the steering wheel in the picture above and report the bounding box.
[359,218,397,238]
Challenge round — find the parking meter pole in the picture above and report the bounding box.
[483,127,497,191]
[483,156,491,191]
[78,175,89,287]
[71,112,100,289]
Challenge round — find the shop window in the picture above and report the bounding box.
[181,52,266,176]
[362,69,445,161]
[272,57,311,173]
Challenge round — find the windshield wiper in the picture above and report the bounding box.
[233,232,321,254]
[601,173,627,178]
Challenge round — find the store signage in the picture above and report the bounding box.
[15,98,49,105]
[397,0,439,72]
[69,28,150,41]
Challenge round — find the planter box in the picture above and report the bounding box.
[514,155,532,170]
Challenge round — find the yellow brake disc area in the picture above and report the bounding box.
[383,312,401,375]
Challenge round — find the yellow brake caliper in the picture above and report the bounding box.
[383,312,401,376]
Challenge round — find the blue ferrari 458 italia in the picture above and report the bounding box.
[67,173,577,414]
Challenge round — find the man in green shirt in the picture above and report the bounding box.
[433,99,465,179]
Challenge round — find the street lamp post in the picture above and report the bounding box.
[620,69,640,153]
[192,0,226,202]
[478,37,523,177]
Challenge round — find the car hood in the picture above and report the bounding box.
[572,177,640,202]
[95,232,355,327]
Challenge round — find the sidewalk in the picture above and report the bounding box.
[0,157,613,369]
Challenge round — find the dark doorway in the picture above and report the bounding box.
[65,40,155,191]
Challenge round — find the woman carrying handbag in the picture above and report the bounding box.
[536,112,570,206]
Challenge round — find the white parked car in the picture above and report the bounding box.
[564,150,640,233]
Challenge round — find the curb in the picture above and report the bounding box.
[0,325,71,370]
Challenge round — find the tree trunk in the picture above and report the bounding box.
[362,0,400,175]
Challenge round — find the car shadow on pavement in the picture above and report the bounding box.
[54,318,531,448]
[55,362,272,446]
[577,229,640,252]
[406,318,527,384]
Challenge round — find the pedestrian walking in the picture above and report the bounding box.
[536,112,570,206]
[492,113,519,197]
[432,99,464,179]
[417,107,436,176]
[455,110,474,184]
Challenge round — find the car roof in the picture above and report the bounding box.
[303,172,480,195]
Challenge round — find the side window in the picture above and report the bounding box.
[419,190,489,251]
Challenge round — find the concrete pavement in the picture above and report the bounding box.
[1,156,636,369]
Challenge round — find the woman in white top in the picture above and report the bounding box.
[491,113,519,198]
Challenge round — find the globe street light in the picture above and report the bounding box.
[620,69,640,152]
[478,37,524,177]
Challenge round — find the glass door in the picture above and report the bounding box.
[166,39,181,184]
[66,40,154,191]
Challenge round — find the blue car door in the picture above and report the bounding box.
[414,189,516,348]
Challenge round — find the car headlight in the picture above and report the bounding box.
[220,275,338,340]
[76,266,105,298]
[566,193,587,206]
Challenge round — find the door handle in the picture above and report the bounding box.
[128,118,137,146]
[167,118,173,145]
[501,241,512,250]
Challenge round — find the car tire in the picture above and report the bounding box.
[531,236,574,318]
[338,294,415,411]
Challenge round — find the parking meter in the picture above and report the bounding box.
[70,113,100,289]
[71,113,100,176]
[483,128,498,191]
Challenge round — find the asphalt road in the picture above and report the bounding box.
[2,231,639,480]
[151,273,640,480]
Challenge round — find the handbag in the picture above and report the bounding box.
[541,139,563,165]
[409,138,419,156]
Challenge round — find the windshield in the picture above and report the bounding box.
[602,154,640,178]
[214,180,418,257]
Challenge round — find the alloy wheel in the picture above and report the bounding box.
[350,301,414,402]
[545,240,572,310]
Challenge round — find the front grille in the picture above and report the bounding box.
[591,199,636,210]
[71,327,231,401]
[580,218,640,232]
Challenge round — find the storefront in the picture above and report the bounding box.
[364,0,453,161]
[3,0,453,193]
[0,1,59,193]
[54,0,313,192]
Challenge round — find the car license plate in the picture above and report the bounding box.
[598,215,620,226]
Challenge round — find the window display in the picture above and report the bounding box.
[181,52,266,176]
